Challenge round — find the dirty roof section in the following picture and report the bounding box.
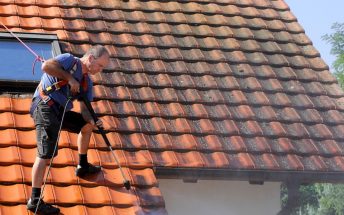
[1,0,344,214]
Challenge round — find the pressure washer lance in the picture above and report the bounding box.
[80,93,131,190]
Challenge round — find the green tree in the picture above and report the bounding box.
[317,184,344,215]
[322,22,344,87]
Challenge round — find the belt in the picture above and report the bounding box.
[30,95,60,117]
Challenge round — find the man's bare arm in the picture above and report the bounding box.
[41,59,80,94]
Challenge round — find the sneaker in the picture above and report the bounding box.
[75,163,101,177]
[27,198,60,215]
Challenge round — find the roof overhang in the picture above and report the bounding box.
[155,167,344,184]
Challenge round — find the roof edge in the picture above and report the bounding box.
[155,167,344,184]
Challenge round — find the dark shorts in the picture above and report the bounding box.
[32,100,87,159]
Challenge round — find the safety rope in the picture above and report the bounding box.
[0,21,45,75]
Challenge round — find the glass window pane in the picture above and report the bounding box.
[0,40,53,81]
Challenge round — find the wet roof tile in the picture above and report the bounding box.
[108,187,138,207]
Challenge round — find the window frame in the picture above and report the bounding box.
[0,32,61,93]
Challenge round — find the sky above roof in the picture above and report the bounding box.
[285,0,344,72]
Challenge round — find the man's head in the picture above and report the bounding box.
[82,45,110,75]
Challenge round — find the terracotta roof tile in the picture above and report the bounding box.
[124,150,153,168]
[0,129,18,147]
[0,205,29,214]
[145,1,163,11]
[151,151,178,167]
[227,153,256,169]
[63,19,86,30]
[17,130,37,148]
[16,5,38,16]
[246,92,270,106]
[186,103,207,118]
[171,134,198,150]
[98,150,125,168]
[275,107,301,123]
[298,109,323,124]
[274,67,297,79]
[203,3,223,13]
[283,80,307,94]
[106,21,129,33]
[275,155,304,170]
[0,184,27,203]
[84,206,113,215]
[175,151,204,168]
[290,94,315,109]
[215,120,240,135]
[0,165,23,184]
[312,95,337,110]
[158,35,178,47]
[285,123,310,139]
[308,124,333,139]
[239,6,259,17]
[126,1,144,10]
[317,140,343,156]
[292,33,312,45]
[130,168,157,187]
[19,16,42,28]
[59,7,82,19]
[166,102,186,117]
[48,167,76,185]
[226,50,248,63]
[212,25,234,37]
[251,153,279,170]
[0,16,19,27]
[200,135,224,151]
[230,105,255,120]
[102,167,130,187]
[267,93,291,107]
[49,185,82,204]
[136,187,165,207]
[50,148,75,166]
[98,0,122,9]
[146,134,172,150]
[115,206,151,215]
[253,29,274,40]
[0,4,17,16]
[270,138,295,154]
[208,104,231,119]
[39,6,61,18]
[81,186,111,205]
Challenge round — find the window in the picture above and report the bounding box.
[0,32,61,92]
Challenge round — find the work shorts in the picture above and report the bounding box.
[32,99,87,159]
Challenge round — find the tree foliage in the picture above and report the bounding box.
[322,22,344,86]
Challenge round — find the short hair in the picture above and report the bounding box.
[84,45,109,58]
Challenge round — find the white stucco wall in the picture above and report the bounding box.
[159,179,281,215]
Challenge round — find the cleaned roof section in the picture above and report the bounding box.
[1,0,344,214]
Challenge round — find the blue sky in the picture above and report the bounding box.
[284,0,344,71]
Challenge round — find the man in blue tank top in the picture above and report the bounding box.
[27,45,110,214]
